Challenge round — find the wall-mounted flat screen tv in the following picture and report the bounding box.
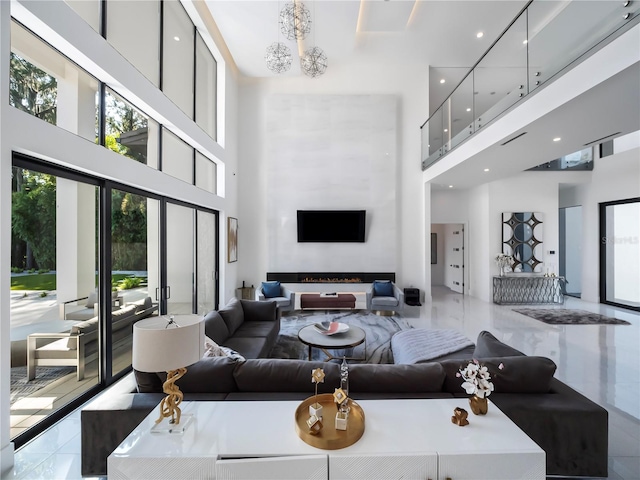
[297,210,366,243]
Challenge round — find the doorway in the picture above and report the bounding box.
[559,206,582,298]
[431,223,465,294]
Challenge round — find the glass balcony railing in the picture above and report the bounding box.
[421,0,640,171]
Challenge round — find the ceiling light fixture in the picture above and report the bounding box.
[448,185,454,189]
[623,12,631,19]
[466,107,471,112]
[476,32,484,38]
[265,42,292,74]
[440,79,446,84]
[174,36,180,42]
[523,39,528,44]
[301,46,328,78]
[279,2,312,40]
[484,168,490,172]
[553,137,561,142]
[623,1,631,7]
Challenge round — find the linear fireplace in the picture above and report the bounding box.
[266,272,395,283]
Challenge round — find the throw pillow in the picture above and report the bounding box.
[203,336,246,362]
[261,281,281,298]
[203,336,227,357]
[373,280,393,297]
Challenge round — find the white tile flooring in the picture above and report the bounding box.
[5,287,640,479]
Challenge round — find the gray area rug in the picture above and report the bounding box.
[268,310,414,364]
[513,308,631,325]
[11,366,76,405]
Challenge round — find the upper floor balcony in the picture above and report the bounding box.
[421,0,640,171]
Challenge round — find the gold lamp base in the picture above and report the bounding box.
[150,367,192,434]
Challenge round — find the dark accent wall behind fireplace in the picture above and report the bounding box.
[266,272,395,283]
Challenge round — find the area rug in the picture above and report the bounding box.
[10,366,76,405]
[268,310,414,364]
[513,308,631,325]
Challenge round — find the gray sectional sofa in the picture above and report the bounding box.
[81,305,608,478]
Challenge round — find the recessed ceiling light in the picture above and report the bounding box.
[466,107,471,112]
[476,32,484,38]
[448,185,454,188]
[440,79,445,84]
[553,137,561,142]
[484,168,490,172]
[623,12,631,19]
[623,1,631,7]
[174,36,180,41]
[523,39,528,44]
[444,128,448,133]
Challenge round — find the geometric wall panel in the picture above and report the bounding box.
[502,212,544,273]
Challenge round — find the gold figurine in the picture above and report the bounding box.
[451,407,469,426]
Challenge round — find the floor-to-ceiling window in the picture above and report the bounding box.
[7,0,224,448]
[600,198,640,311]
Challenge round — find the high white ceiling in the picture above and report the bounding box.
[204,0,528,78]
[204,1,639,190]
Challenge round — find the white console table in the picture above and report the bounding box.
[108,398,544,480]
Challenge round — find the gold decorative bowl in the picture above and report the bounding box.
[294,393,365,450]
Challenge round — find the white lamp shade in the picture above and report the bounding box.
[133,315,205,373]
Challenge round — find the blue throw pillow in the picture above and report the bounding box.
[261,281,281,298]
[373,280,393,297]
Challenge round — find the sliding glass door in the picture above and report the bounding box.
[164,203,219,315]
[600,198,640,311]
[110,188,160,377]
[10,159,101,440]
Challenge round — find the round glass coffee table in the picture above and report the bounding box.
[298,324,366,362]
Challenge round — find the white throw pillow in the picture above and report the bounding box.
[204,336,226,357]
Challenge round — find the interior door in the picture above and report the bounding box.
[446,224,464,294]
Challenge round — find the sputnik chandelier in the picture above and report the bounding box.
[265,1,327,78]
[300,46,327,78]
[265,42,293,74]
[279,2,312,40]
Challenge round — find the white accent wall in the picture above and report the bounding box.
[237,62,428,291]
[266,95,396,273]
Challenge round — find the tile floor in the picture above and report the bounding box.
[5,287,639,479]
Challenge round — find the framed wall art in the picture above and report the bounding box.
[227,217,238,263]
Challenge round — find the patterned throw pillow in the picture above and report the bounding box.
[204,336,226,357]
[203,336,246,361]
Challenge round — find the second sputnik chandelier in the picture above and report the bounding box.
[265,1,328,78]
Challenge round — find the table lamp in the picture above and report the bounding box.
[133,314,204,434]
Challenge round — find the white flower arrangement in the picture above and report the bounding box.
[495,253,514,269]
[456,359,504,398]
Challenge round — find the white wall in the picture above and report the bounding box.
[266,95,396,273]
[237,61,428,290]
